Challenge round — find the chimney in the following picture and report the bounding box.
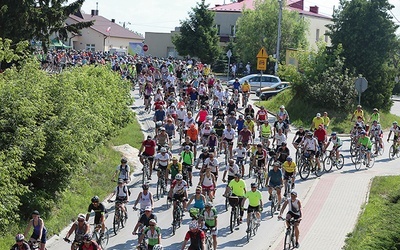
[309,5,319,14]
[289,0,303,10]
[91,9,99,16]
[111,19,115,23]
[215,4,221,7]
[238,0,244,2]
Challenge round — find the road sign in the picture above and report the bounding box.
[226,49,232,58]
[257,47,268,58]
[143,44,148,52]
[355,77,368,93]
[257,58,267,71]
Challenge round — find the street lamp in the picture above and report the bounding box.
[275,0,283,75]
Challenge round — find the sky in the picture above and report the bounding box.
[78,0,400,37]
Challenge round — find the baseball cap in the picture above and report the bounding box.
[145,206,152,211]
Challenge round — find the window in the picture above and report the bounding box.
[248,76,260,83]
[316,29,320,41]
[216,24,221,35]
[86,44,95,52]
[230,25,236,37]
[325,34,329,42]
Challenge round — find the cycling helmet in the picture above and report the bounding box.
[331,132,337,136]
[274,161,281,167]
[15,234,24,241]
[257,143,263,148]
[91,196,100,203]
[393,121,398,125]
[250,182,257,188]
[280,105,285,109]
[32,210,40,215]
[172,156,178,161]
[153,244,164,250]
[234,173,242,178]
[202,148,209,153]
[217,119,222,123]
[373,108,378,112]
[239,115,243,118]
[121,158,127,163]
[171,103,176,107]
[160,147,167,153]
[149,219,157,225]
[281,142,287,146]
[210,130,216,134]
[184,145,190,150]
[142,184,149,190]
[372,120,378,123]
[307,132,313,136]
[360,130,367,135]
[237,141,243,145]
[230,111,235,115]
[246,115,251,120]
[175,174,183,180]
[287,156,292,162]
[159,127,166,131]
[205,201,213,207]
[83,233,92,241]
[189,221,198,230]
[291,191,298,196]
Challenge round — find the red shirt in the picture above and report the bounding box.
[142,139,156,155]
[154,101,165,110]
[314,129,327,143]
[184,230,206,241]
[257,110,268,121]
[197,110,208,122]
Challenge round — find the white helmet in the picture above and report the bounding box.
[175,174,183,180]
[153,244,164,250]
[160,147,167,153]
[189,220,198,230]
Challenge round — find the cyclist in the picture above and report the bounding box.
[252,144,268,173]
[198,166,217,201]
[164,118,175,148]
[260,120,272,147]
[201,202,218,250]
[153,106,166,134]
[314,124,327,152]
[241,182,263,230]
[369,120,383,154]
[64,214,90,250]
[202,153,219,180]
[107,179,129,218]
[200,122,212,146]
[196,106,209,128]
[132,206,157,236]
[273,117,288,137]
[292,127,305,149]
[156,127,169,151]
[369,108,380,123]
[311,113,324,131]
[226,111,237,129]
[303,131,322,171]
[205,130,218,155]
[277,105,290,124]
[154,147,170,182]
[11,234,30,250]
[324,132,343,162]
[282,157,296,196]
[256,106,268,127]
[272,128,287,151]
[195,148,210,170]
[85,196,106,238]
[233,142,247,175]
[266,162,283,210]
[276,142,290,164]
[387,121,400,151]
[238,126,253,149]
[351,104,364,122]
[183,111,196,129]
[167,156,182,183]
[79,233,101,250]
[186,124,198,158]
[322,111,330,130]
[225,173,246,223]
[133,184,154,213]
[221,123,235,157]
[180,145,194,186]
[168,174,189,215]
[226,99,237,114]
[187,186,206,217]
[138,219,162,250]
[181,221,205,250]
[244,115,256,139]
[241,80,251,107]
[357,130,372,166]
[139,136,156,180]
[279,191,302,249]
[24,210,47,250]
[111,158,130,183]
[244,104,255,120]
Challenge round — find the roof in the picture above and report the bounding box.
[210,0,331,19]
[69,13,144,40]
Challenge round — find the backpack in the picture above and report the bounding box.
[117,185,131,196]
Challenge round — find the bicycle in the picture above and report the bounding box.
[354,146,375,170]
[144,96,152,114]
[228,196,241,233]
[370,134,384,156]
[294,145,303,166]
[63,238,81,250]
[298,152,323,180]
[156,168,167,200]
[91,224,109,249]
[388,139,400,160]
[283,178,294,201]
[242,92,249,107]
[270,188,279,217]
[279,217,299,250]
[109,200,127,235]
[244,208,260,242]
[203,227,214,250]
[141,156,151,184]
[171,198,184,235]
[323,149,344,172]
[28,239,48,250]
[255,166,266,189]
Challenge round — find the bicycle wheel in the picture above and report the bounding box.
[284,229,291,250]
[314,164,323,177]
[230,208,235,232]
[295,150,301,165]
[299,163,310,180]
[336,154,344,170]
[156,179,162,200]
[323,156,333,172]
[225,197,229,211]
[267,158,274,173]
[389,145,395,160]
[270,197,276,216]
[101,228,109,248]
[247,220,252,242]
[92,231,100,245]
[113,213,120,235]
[206,235,213,250]
[367,154,375,168]
[354,154,362,170]
[172,209,179,235]
[121,211,127,228]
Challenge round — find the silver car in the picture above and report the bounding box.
[227,74,281,92]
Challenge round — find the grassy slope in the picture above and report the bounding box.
[344,176,400,250]
[259,89,400,133]
[0,117,143,249]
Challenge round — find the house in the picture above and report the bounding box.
[210,0,332,49]
[66,10,144,52]
[145,27,182,59]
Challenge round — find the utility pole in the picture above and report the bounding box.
[275,0,283,75]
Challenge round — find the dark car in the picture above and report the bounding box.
[258,85,291,100]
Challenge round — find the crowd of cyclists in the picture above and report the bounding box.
[12,50,400,250]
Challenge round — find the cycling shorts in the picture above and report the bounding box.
[284,172,295,180]
[287,211,301,220]
[247,205,260,213]
[224,138,234,145]
[183,163,193,172]
[142,153,154,161]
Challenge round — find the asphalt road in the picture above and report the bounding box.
[46,92,400,250]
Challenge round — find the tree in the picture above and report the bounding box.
[0,0,93,52]
[173,0,220,64]
[327,0,398,111]
[235,0,308,72]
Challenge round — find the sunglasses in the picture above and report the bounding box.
[78,219,85,222]
[149,224,156,226]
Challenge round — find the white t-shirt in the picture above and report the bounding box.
[274,133,287,146]
[177,109,187,120]
[223,129,235,140]
[116,165,130,180]
[184,116,195,128]
[226,164,240,177]
[233,148,247,158]
[155,153,170,166]
[304,137,317,151]
[204,158,219,172]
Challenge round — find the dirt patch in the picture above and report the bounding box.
[112,144,142,172]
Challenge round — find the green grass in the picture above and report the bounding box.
[344,176,400,250]
[0,118,143,249]
[259,89,400,133]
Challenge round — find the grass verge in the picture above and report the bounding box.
[0,117,143,249]
[259,89,400,133]
[344,176,400,249]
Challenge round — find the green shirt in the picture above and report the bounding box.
[181,151,194,165]
[228,179,246,197]
[358,137,372,149]
[202,207,217,227]
[370,113,380,123]
[143,226,161,246]
[245,190,262,207]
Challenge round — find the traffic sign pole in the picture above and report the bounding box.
[259,70,262,105]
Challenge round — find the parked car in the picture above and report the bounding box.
[258,85,291,100]
[255,82,291,97]
[226,74,281,92]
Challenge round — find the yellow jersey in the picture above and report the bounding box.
[354,110,364,119]
[282,161,297,173]
[241,83,251,92]
[244,120,255,132]
[312,117,324,130]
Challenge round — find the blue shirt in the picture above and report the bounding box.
[268,168,283,186]
[190,92,199,101]
[233,81,240,90]
[236,119,245,131]
[154,110,166,121]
